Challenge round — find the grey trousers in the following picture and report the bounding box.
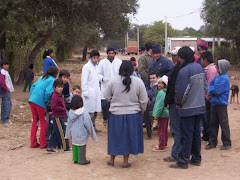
[209,105,231,146]
[89,112,97,127]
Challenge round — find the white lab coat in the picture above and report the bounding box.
[81,60,101,113]
[98,57,122,99]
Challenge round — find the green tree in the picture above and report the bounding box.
[142,21,175,46]
[202,0,240,47]
[0,0,139,82]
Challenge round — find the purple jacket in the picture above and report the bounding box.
[51,91,67,117]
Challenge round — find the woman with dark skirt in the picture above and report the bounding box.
[103,60,148,168]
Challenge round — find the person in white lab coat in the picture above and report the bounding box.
[98,47,122,125]
[81,50,102,132]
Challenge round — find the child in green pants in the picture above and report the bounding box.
[65,95,98,165]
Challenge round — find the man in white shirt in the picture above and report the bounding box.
[98,47,122,125]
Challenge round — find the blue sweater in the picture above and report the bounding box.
[175,62,206,117]
[29,75,55,108]
[208,73,230,106]
[43,57,58,74]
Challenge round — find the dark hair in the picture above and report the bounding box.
[178,46,195,63]
[70,95,83,110]
[29,64,33,69]
[53,79,63,88]
[119,60,133,93]
[145,42,154,51]
[42,66,59,79]
[149,71,160,78]
[90,50,100,58]
[59,69,70,78]
[72,85,81,91]
[130,57,136,61]
[201,51,213,63]
[43,49,53,59]
[139,46,145,51]
[1,59,9,67]
[107,47,116,54]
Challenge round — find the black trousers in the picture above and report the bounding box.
[202,99,211,141]
[209,105,231,146]
[177,115,202,165]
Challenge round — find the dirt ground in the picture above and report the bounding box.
[1,54,240,180]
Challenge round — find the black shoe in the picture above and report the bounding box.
[205,144,216,150]
[80,160,91,165]
[153,125,158,131]
[163,156,178,162]
[74,161,78,164]
[169,163,188,169]
[220,145,231,150]
[46,148,57,153]
[147,136,152,140]
[143,123,146,128]
[190,160,201,166]
[64,148,72,152]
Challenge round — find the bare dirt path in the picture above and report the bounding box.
[0,56,240,180]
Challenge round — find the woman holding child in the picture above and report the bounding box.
[103,60,148,168]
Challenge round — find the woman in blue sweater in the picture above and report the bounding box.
[29,66,59,148]
[43,49,58,74]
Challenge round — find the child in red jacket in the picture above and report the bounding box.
[46,79,71,153]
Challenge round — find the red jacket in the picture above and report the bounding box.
[0,74,9,98]
[51,91,67,117]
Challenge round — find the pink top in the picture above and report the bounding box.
[204,63,218,101]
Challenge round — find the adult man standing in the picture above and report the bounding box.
[81,50,102,132]
[170,46,206,169]
[149,44,174,78]
[196,42,208,65]
[163,47,182,162]
[98,47,122,126]
[138,42,154,87]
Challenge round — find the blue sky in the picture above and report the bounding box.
[130,0,205,30]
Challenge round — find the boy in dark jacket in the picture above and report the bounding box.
[205,59,231,150]
[59,69,71,111]
[46,79,71,153]
[23,64,34,92]
[170,46,206,169]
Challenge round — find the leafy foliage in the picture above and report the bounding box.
[142,21,175,46]
[202,0,240,47]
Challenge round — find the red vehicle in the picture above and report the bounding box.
[127,41,138,55]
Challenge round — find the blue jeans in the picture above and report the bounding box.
[48,117,70,150]
[177,115,202,165]
[169,104,181,159]
[1,92,12,122]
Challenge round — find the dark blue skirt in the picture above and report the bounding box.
[108,112,144,155]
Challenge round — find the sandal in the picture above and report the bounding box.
[106,161,114,167]
[122,163,131,168]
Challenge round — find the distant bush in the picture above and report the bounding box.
[214,46,240,64]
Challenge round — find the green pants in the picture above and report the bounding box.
[72,145,87,163]
[23,79,32,92]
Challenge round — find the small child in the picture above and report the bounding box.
[59,69,71,111]
[0,60,14,123]
[66,95,98,165]
[46,79,71,153]
[23,64,34,92]
[152,75,169,152]
[205,59,231,150]
[70,85,81,99]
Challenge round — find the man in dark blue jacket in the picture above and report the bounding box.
[170,46,206,169]
[148,44,174,78]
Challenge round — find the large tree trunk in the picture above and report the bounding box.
[82,46,88,61]
[16,28,55,84]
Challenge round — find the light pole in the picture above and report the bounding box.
[165,16,168,56]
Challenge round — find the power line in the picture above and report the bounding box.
[168,7,202,19]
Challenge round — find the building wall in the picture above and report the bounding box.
[170,40,198,52]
